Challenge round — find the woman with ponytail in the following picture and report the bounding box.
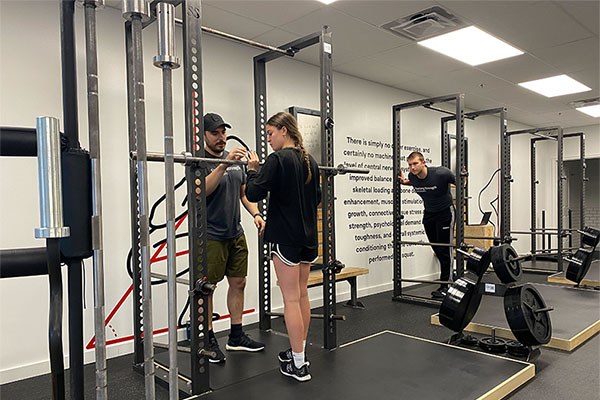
[246,112,320,382]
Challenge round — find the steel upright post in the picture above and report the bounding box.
[319,26,337,350]
[81,0,108,397]
[181,0,211,394]
[122,1,154,398]
[153,2,180,397]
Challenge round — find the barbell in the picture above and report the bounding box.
[399,240,474,249]
[131,151,370,175]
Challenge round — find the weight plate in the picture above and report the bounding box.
[506,340,529,357]
[460,334,479,346]
[478,337,507,353]
[566,249,594,284]
[466,247,491,281]
[504,284,552,346]
[439,272,482,332]
[581,226,600,248]
[490,244,522,284]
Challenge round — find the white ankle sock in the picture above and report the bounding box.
[292,351,305,368]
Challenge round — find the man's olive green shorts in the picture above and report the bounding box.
[207,234,248,284]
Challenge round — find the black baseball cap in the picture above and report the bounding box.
[203,113,232,132]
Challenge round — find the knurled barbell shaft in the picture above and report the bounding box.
[131,151,370,174]
[400,240,473,248]
[528,228,579,232]
[463,235,509,240]
[531,247,578,254]
[510,230,569,236]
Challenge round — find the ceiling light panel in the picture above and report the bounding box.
[518,74,592,97]
[576,104,600,117]
[418,26,523,66]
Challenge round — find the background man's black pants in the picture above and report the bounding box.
[423,207,454,284]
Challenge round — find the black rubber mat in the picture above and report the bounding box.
[398,282,443,303]
[470,283,600,339]
[521,259,562,272]
[200,331,532,400]
[549,260,599,284]
[153,327,325,391]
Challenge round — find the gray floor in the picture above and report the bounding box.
[466,283,599,341]
[549,259,599,285]
[1,272,598,399]
[200,331,531,400]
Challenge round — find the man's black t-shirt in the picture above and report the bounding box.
[246,148,321,248]
[205,151,245,240]
[408,166,455,213]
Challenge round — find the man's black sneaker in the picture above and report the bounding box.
[279,360,311,382]
[277,348,309,365]
[208,336,226,363]
[431,286,448,299]
[225,332,265,352]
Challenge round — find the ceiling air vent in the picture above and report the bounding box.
[381,6,467,41]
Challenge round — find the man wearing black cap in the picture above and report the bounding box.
[203,113,266,363]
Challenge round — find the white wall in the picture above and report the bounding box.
[0,0,532,383]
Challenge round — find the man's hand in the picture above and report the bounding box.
[398,169,410,185]
[227,146,247,162]
[247,151,260,172]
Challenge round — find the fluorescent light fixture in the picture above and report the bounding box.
[518,74,591,97]
[576,104,600,117]
[417,26,523,66]
[317,0,337,4]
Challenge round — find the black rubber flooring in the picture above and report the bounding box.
[154,328,325,393]
[549,260,599,285]
[200,331,531,400]
[398,281,444,303]
[469,283,600,340]
[1,277,598,400]
[521,259,561,272]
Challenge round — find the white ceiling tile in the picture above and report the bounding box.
[444,68,513,91]
[476,54,561,84]
[482,85,571,114]
[530,38,599,75]
[286,45,361,68]
[204,1,324,26]
[281,6,406,56]
[201,3,276,39]
[568,68,600,91]
[331,0,439,26]
[391,76,460,99]
[369,43,467,78]
[334,57,423,87]
[534,108,599,127]
[102,0,598,128]
[555,0,600,36]
[463,93,510,114]
[251,28,306,47]
[443,1,592,51]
